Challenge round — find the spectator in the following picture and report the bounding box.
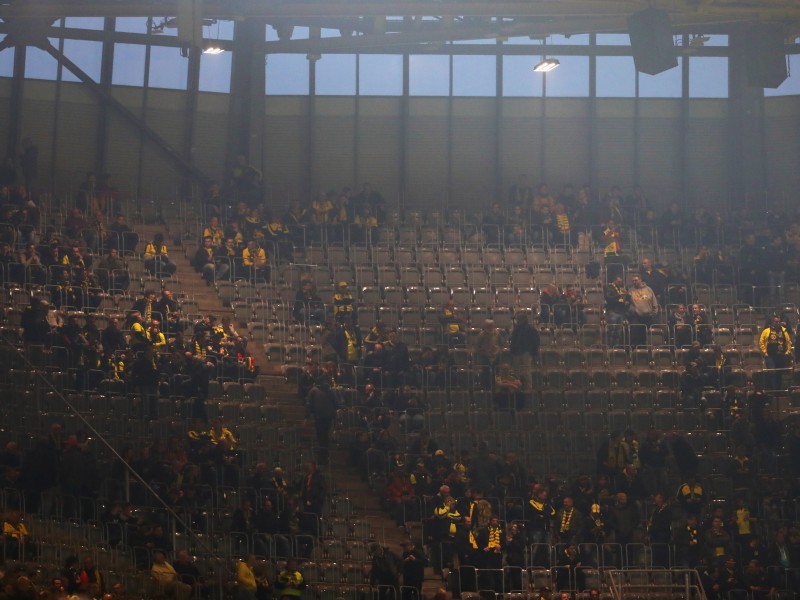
[173,549,207,597]
[144,232,176,276]
[608,492,639,549]
[440,299,466,347]
[741,559,774,600]
[554,497,583,545]
[494,362,522,410]
[400,540,427,600]
[2,510,32,560]
[64,207,94,248]
[473,319,503,390]
[293,279,325,325]
[385,329,411,388]
[78,555,105,597]
[151,550,191,600]
[236,554,258,600]
[668,303,692,348]
[107,213,137,253]
[370,544,401,600]
[524,486,555,564]
[95,247,129,291]
[509,313,539,397]
[759,314,793,390]
[704,515,733,564]
[604,276,629,347]
[242,239,269,282]
[385,468,417,527]
[308,381,338,463]
[276,558,305,600]
[193,236,229,284]
[628,274,659,347]
[61,555,82,595]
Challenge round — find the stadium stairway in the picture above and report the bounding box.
[134,224,438,589]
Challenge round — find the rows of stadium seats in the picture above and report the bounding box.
[297,243,594,271]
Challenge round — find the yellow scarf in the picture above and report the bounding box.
[560,508,573,533]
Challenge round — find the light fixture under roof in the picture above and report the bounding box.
[533,58,560,72]
[203,19,225,54]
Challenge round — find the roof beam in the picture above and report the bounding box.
[2,0,799,22]
[39,40,210,186]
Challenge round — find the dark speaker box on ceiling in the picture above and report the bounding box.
[746,23,788,88]
[628,8,678,76]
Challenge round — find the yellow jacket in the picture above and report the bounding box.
[759,325,792,356]
[145,243,169,259]
[209,425,237,448]
[3,521,28,541]
[147,330,167,350]
[203,226,224,245]
[242,247,266,267]
[237,562,257,592]
[131,321,148,345]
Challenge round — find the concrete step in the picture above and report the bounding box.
[256,378,411,552]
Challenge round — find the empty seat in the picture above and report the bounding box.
[609,389,632,410]
[568,368,591,389]
[517,286,539,307]
[563,389,586,411]
[360,286,381,307]
[406,286,427,307]
[376,266,398,286]
[383,286,404,306]
[632,389,655,409]
[398,267,420,286]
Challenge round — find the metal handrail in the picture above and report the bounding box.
[606,567,706,600]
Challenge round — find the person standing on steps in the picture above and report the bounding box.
[400,540,428,600]
[308,380,338,464]
[509,313,540,404]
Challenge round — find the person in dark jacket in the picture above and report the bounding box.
[293,279,325,325]
[21,296,50,344]
[400,540,428,600]
[307,381,338,463]
[61,556,82,595]
[509,313,540,396]
[385,330,411,388]
[131,346,160,418]
[370,544,401,600]
[524,486,555,566]
[504,522,527,591]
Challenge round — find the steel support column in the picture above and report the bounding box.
[6,43,26,160]
[308,57,316,199]
[354,53,360,190]
[588,34,597,203]
[182,45,201,196]
[228,19,267,170]
[95,16,115,178]
[400,52,409,216]
[446,55,453,211]
[727,26,767,209]
[495,46,503,202]
[680,39,690,209]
